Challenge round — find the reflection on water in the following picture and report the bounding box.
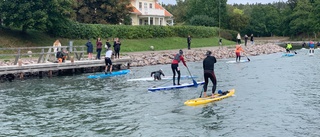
[1,50,320,136]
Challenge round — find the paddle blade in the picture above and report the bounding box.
[193,80,198,87]
[247,57,250,61]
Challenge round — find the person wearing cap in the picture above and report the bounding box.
[150,69,165,80]
[171,49,187,85]
[104,47,113,74]
[202,50,217,98]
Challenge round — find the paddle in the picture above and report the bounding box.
[244,54,250,61]
[186,66,198,87]
[199,86,204,98]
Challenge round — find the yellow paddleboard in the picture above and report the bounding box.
[184,89,235,106]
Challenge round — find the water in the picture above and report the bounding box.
[1,49,320,137]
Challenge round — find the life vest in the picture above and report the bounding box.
[173,54,181,62]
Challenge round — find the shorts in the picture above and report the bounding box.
[105,57,112,65]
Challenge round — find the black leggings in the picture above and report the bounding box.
[171,64,181,85]
[204,70,217,94]
[114,48,120,58]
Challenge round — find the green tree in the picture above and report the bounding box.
[186,0,228,28]
[74,0,132,24]
[0,0,73,32]
[227,7,249,32]
[289,0,312,36]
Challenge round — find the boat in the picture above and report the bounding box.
[88,69,130,79]
[184,89,235,106]
[127,75,197,81]
[226,60,249,63]
[148,81,205,92]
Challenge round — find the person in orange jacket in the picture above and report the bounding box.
[235,44,244,62]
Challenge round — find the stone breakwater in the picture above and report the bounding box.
[0,44,285,67]
[128,44,285,67]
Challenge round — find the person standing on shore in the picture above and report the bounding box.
[113,38,121,59]
[244,35,248,46]
[53,39,61,57]
[96,37,102,60]
[250,34,254,45]
[85,39,93,59]
[104,47,113,74]
[237,33,241,44]
[187,35,191,50]
[105,39,111,50]
[202,51,217,98]
[171,49,187,85]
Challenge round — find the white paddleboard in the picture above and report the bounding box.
[226,60,249,63]
[127,75,197,81]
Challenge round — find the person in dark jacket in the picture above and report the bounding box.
[151,69,165,80]
[187,35,191,50]
[85,39,93,59]
[113,38,121,59]
[96,37,102,60]
[202,50,217,98]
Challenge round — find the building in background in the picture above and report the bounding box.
[130,0,174,26]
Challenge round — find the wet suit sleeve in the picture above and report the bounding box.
[161,72,165,76]
[151,72,155,77]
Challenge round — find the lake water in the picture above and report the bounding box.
[0,49,319,137]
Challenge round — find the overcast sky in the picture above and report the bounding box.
[159,0,283,5]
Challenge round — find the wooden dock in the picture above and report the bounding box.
[0,46,132,82]
[0,57,132,82]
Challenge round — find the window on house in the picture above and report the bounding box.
[139,19,142,25]
[144,3,147,9]
[139,2,142,9]
[149,3,152,8]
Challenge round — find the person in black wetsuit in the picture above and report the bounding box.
[150,69,165,80]
[202,50,217,98]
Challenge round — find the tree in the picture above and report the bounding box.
[227,8,249,32]
[186,0,228,28]
[0,0,73,32]
[289,0,313,36]
[73,0,132,24]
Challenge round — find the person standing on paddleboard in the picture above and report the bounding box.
[171,49,187,85]
[203,51,217,98]
[104,47,113,74]
[151,69,165,80]
[235,44,244,62]
[309,40,315,54]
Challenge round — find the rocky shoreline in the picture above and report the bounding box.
[0,43,285,67]
[127,43,285,67]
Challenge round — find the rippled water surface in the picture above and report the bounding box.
[1,49,320,137]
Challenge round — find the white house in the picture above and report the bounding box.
[129,0,174,26]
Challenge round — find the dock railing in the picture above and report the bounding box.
[0,45,86,65]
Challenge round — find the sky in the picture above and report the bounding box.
[159,0,282,5]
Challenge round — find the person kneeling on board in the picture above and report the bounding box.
[150,69,165,80]
[171,49,187,85]
[286,43,292,53]
[203,51,217,98]
[105,47,113,74]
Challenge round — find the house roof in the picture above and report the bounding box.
[130,5,142,15]
[155,2,173,17]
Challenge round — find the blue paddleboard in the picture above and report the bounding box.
[282,53,295,57]
[88,69,130,79]
[148,81,205,92]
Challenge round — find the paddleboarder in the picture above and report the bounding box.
[171,49,187,85]
[309,40,315,54]
[104,47,113,74]
[286,43,292,53]
[202,51,217,98]
[235,44,244,62]
[150,69,165,80]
